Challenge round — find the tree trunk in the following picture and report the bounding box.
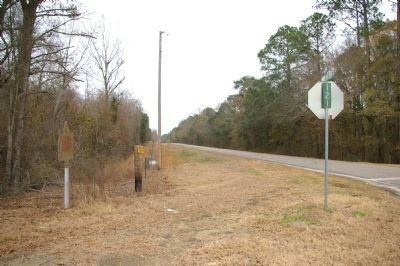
[396,0,400,84]
[4,0,41,193]
[356,1,361,47]
[397,0,400,161]
[361,1,371,61]
[4,87,16,190]
[12,94,27,191]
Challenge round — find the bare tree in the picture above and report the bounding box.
[4,0,43,192]
[1,0,85,193]
[88,22,125,102]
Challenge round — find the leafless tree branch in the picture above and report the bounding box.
[31,46,71,60]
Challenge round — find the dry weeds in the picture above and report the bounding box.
[0,145,399,265]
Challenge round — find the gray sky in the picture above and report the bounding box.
[81,0,395,134]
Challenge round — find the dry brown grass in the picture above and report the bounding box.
[1,145,399,265]
[70,154,135,204]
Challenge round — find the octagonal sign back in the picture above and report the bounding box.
[307,81,344,119]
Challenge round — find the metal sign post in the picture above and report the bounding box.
[308,73,343,210]
[58,122,74,209]
[322,78,331,210]
[324,107,329,209]
[64,163,70,209]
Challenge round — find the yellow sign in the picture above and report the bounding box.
[58,122,74,162]
[136,145,144,154]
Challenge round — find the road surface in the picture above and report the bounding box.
[173,144,400,194]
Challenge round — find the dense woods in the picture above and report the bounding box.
[0,1,150,194]
[168,0,400,164]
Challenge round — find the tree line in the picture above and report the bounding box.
[0,1,151,194]
[168,0,400,164]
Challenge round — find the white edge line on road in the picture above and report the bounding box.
[368,177,400,181]
[276,162,400,196]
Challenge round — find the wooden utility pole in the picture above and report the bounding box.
[158,31,165,170]
[134,145,145,192]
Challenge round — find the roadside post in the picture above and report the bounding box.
[134,145,145,192]
[307,73,343,210]
[58,122,74,209]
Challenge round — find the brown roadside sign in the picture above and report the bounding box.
[58,122,74,162]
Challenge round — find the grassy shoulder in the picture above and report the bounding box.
[1,145,399,265]
[169,145,400,265]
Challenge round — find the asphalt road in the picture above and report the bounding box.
[173,143,400,194]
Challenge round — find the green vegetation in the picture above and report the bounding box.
[179,150,198,158]
[282,206,316,226]
[291,175,320,185]
[167,1,400,164]
[352,210,370,218]
[178,149,224,164]
[242,168,264,177]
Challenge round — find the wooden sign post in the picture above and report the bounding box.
[58,122,74,208]
[134,145,145,192]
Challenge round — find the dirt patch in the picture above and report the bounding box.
[1,145,400,265]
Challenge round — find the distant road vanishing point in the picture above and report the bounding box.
[172,143,400,195]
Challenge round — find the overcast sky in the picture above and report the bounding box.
[81,0,395,134]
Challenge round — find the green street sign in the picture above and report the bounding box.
[321,82,331,109]
[308,81,343,119]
